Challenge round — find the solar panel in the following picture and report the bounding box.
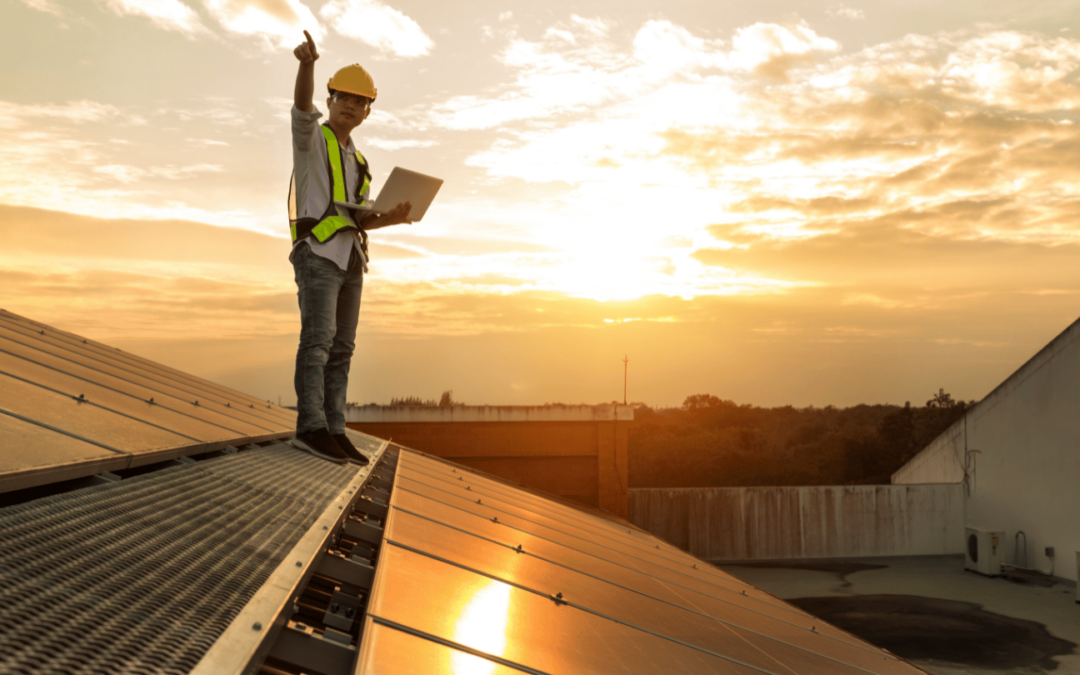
[391,471,801,618]
[357,621,533,675]
[0,309,295,493]
[368,544,772,675]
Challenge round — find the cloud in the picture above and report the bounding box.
[187,138,230,146]
[570,15,609,37]
[0,99,121,127]
[430,18,640,130]
[320,0,433,58]
[364,138,437,150]
[204,0,321,47]
[632,19,727,72]
[94,164,144,184]
[18,0,63,17]
[826,4,865,20]
[151,163,226,179]
[941,31,1080,111]
[105,0,208,36]
[172,102,251,128]
[729,21,839,80]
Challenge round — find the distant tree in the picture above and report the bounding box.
[916,389,970,451]
[877,402,915,462]
[438,390,456,407]
[926,389,956,408]
[683,394,716,411]
[389,395,436,407]
[682,394,735,411]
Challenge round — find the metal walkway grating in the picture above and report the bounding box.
[0,441,356,675]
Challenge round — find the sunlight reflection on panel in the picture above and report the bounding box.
[449,579,514,675]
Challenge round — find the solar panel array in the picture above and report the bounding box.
[0,309,930,674]
[356,451,928,675]
[0,309,295,493]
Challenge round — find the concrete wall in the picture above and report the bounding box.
[346,405,631,517]
[893,316,1080,582]
[629,484,964,561]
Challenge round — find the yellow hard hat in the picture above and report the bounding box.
[328,64,377,100]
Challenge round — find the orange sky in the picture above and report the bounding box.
[2,0,1079,407]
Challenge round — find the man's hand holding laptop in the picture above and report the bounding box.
[337,166,443,231]
[360,201,412,231]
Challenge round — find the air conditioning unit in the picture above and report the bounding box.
[965,527,1005,576]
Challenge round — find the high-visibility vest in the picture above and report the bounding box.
[289,124,372,250]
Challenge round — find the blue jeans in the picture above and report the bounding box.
[292,242,363,435]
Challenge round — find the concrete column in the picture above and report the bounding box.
[597,420,629,517]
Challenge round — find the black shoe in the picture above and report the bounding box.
[294,429,350,465]
[333,433,370,466]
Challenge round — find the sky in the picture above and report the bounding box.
[1,0,1079,408]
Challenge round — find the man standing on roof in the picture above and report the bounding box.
[289,30,411,465]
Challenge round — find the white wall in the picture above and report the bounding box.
[962,323,1080,581]
[629,484,964,561]
[893,317,1080,582]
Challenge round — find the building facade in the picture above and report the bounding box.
[893,317,1080,582]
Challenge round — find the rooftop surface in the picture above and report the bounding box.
[720,555,1080,675]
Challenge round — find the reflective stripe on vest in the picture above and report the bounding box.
[307,125,356,243]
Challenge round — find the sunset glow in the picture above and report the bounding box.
[2,0,1079,407]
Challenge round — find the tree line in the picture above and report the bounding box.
[628,390,971,488]
[384,390,458,407]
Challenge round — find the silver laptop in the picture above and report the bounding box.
[335,167,443,222]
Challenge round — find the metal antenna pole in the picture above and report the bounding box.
[622,355,629,405]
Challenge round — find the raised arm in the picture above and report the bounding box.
[293,30,319,113]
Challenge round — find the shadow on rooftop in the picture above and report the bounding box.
[792,594,1075,672]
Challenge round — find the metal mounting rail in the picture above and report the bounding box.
[189,442,400,675]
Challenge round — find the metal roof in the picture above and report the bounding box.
[0,308,295,494]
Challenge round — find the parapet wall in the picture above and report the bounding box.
[347,404,633,424]
[346,405,632,517]
[629,483,964,561]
